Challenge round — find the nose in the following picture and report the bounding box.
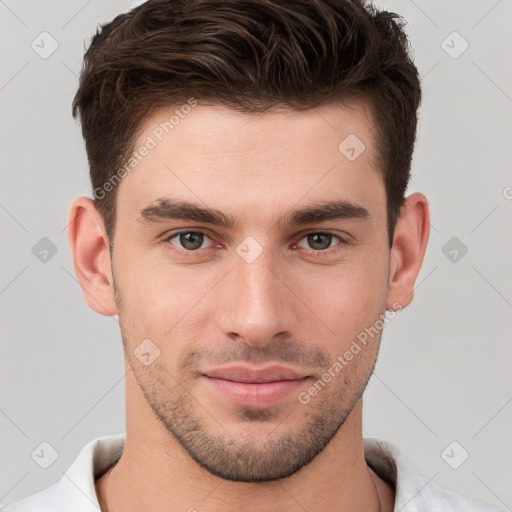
[216,245,299,348]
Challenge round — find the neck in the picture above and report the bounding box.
[95,375,394,512]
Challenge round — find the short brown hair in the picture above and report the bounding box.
[72,0,421,248]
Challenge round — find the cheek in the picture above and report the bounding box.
[115,259,214,360]
[113,248,172,337]
[294,261,387,368]
[299,252,389,335]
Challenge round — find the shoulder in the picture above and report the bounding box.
[364,438,509,512]
[1,433,125,512]
[0,481,62,511]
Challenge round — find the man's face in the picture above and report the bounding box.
[111,101,391,481]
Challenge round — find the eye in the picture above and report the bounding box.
[165,231,215,253]
[294,232,346,255]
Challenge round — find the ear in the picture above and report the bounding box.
[67,197,118,316]
[386,192,430,310]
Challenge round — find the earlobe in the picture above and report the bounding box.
[386,192,430,311]
[66,197,118,316]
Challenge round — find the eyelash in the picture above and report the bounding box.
[162,230,348,258]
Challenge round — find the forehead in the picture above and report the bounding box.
[135,100,378,164]
[116,101,384,226]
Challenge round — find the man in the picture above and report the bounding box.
[2,0,507,511]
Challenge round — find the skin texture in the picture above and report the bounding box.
[68,101,429,512]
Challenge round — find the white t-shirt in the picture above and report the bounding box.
[1,434,508,511]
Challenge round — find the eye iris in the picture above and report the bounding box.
[180,232,203,250]
[308,233,331,250]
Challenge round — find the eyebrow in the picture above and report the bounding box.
[136,196,370,230]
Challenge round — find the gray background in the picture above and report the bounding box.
[1,0,511,508]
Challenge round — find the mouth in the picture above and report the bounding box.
[201,364,311,408]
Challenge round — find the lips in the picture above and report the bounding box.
[202,365,310,408]
[203,365,306,383]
